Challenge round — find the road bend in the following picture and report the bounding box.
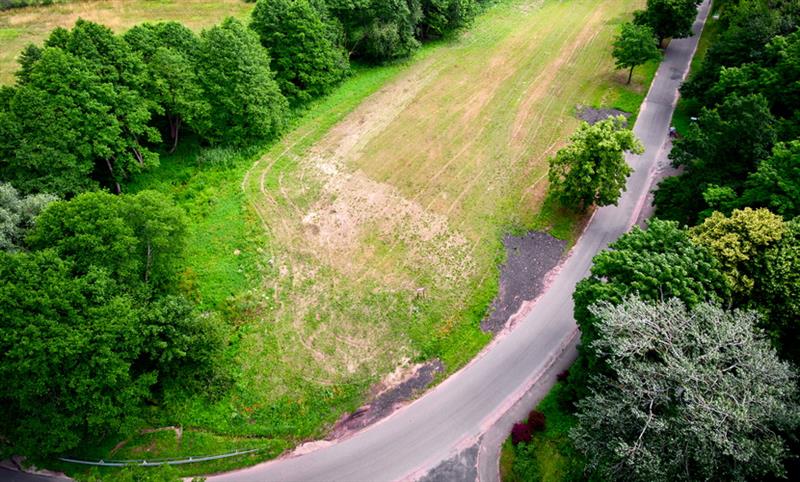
[208,2,712,481]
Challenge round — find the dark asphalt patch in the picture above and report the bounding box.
[329,360,444,438]
[418,444,479,482]
[575,104,631,125]
[481,232,567,334]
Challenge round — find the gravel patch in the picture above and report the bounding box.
[481,232,567,334]
[418,443,479,482]
[328,360,444,438]
[575,104,631,125]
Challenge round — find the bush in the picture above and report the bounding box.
[527,410,546,432]
[556,369,569,382]
[511,422,532,444]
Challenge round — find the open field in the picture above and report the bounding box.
[0,0,253,83]
[13,0,658,475]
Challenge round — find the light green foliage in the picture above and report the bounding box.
[197,17,288,145]
[327,0,422,61]
[250,0,349,104]
[548,116,643,211]
[634,0,700,44]
[419,0,478,38]
[613,22,660,84]
[742,141,800,218]
[0,20,159,195]
[124,22,210,151]
[572,297,800,482]
[0,182,56,251]
[690,207,785,295]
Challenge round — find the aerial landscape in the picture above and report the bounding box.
[0,0,798,481]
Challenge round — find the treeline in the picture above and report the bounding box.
[0,0,484,197]
[510,1,800,480]
[0,0,486,460]
[0,0,64,11]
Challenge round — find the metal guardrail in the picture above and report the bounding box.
[59,448,261,467]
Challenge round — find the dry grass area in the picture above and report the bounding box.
[0,0,253,83]
[239,0,652,403]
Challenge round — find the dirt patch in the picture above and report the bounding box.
[328,359,445,439]
[575,104,631,125]
[481,231,567,334]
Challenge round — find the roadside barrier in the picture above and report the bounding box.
[58,448,260,467]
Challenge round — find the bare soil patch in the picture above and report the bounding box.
[481,231,567,334]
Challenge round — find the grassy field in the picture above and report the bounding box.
[4,0,661,477]
[0,0,253,84]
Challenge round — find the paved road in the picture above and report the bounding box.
[208,2,711,481]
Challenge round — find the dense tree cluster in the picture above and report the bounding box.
[655,0,800,225]
[0,191,226,457]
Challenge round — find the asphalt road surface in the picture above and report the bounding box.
[206,2,712,481]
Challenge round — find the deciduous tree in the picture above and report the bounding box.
[571,297,800,482]
[250,0,349,104]
[197,18,288,144]
[548,116,643,211]
[613,22,660,84]
[689,207,786,295]
[634,0,700,45]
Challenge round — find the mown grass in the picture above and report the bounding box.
[502,383,585,482]
[0,0,253,84]
[23,0,659,479]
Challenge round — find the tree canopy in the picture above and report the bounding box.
[572,297,800,482]
[612,22,661,84]
[548,116,643,211]
[250,0,349,103]
[0,182,56,251]
[198,17,288,145]
[634,0,700,44]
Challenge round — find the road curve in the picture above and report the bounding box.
[207,2,711,481]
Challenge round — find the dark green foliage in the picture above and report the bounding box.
[250,0,349,103]
[612,22,661,84]
[753,218,800,365]
[328,0,422,61]
[124,22,210,151]
[0,191,224,457]
[0,249,154,456]
[633,0,700,44]
[0,20,160,195]
[655,93,776,224]
[419,0,478,38]
[27,190,186,292]
[742,141,800,218]
[197,18,288,145]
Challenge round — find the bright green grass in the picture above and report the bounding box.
[502,383,585,482]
